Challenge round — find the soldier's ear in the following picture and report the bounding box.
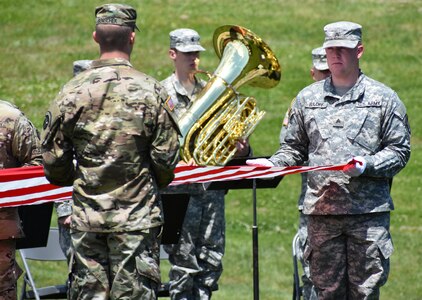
[357,44,364,59]
[92,31,99,44]
[169,49,177,59]
[129,31,135,45]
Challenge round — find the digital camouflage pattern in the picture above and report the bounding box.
[42,58,180,233]
[0,100,41,299]
[270,73,411,215]
[270,72,410,298]
[280,105,316,300]
[169,28,206,53]
[307,213,392,299]
[161,73,207,123]
[161,73,225,300]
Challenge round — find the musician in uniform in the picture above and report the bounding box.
[161,28,251,300]
[41,4,180,299]
[0,100,41,300]
[248,21,411,298]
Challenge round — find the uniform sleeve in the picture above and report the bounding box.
[41,101,76,186]
[364,92,411,177]
[269,97,309,167]
[150,97,181,188]
[12,114,42,166]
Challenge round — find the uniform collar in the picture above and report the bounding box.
[91,58,133,69]
[323,71,365,103]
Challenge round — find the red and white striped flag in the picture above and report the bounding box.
[0,163,348,208]
[170,164,347,185]
[0,166,72,208]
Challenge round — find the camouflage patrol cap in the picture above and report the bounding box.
[73,60,93,76]
[95,3,139,31]
[323,21,362,49]
[169,28,205,52]
[311,47,328,71]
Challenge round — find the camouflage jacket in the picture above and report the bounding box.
[0,100,41,240]
[270,72,411,215]
[41,58,180,232]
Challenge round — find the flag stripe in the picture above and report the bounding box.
[0,163,349,208]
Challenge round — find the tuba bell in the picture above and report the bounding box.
[178,25,281,166]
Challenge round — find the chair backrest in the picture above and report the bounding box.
[19,228,66,261]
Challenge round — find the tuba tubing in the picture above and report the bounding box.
[178,25,281,166]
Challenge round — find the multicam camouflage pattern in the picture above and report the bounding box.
[41,57,180,233]
[270,73,411,215]
[0,240,22,298]
[95,3,139,31]
[0,100,41,298]
[54,60,92,262]
[161,73,225,300]
[42,57,179,298]
[69,228,161,299]
[306,213,392,298]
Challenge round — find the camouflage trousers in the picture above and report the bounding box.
[0,239,22,300]
[69,227,161,300]
[295,212,317,300]
[164,190,226,300]
[58,222,72,263]
[306,212,392,299]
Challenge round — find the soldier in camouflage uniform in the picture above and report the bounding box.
[0,100,41,300]
[54,59,93,263]
[41,4,180,300]
[280,47,330,300]
[161,28,250,300]
[248,21,411,299]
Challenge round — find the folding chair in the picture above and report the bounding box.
[292,232,303,300]
[19,227,68,300]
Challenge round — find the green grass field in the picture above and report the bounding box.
[2,0,421,299]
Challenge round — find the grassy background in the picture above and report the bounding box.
[2,0,421,299]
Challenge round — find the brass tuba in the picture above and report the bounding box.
[178,25,281,166]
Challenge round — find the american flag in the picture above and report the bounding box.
[0,163,348,208]
[0,166,72,208]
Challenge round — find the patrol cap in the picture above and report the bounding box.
[95,3,139,31]
[169,28,205,52]
[311,47,328,71]
[323,21,362,49]
[73,60,93,76]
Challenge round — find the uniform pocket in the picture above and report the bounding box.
[135,253,161,284]
[377,237,394,259]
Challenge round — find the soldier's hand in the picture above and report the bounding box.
[246,158,274,167]
[235,138,251,157]
[58,215,71,228]
[343,156,366,177]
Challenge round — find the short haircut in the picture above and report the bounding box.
[95,24,133,52]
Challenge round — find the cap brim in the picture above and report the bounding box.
[314,62,329,71]
[175,45,206,52]
[323,40,358,49]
